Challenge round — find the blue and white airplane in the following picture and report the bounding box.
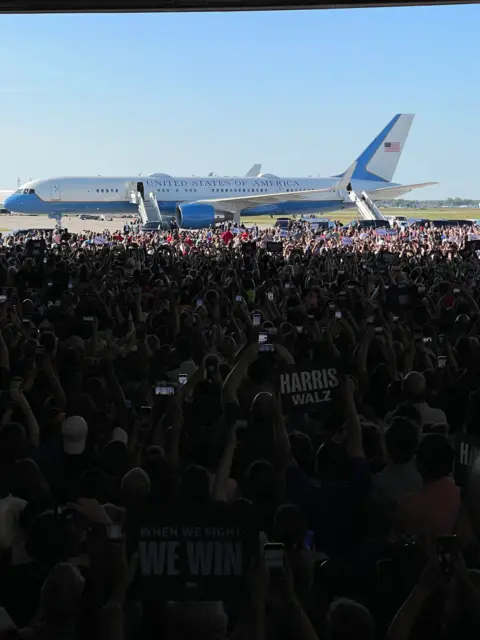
[5,114,436,229]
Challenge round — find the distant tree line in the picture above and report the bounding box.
[380,197,480,208]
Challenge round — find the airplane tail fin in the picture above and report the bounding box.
[245,164,262,177]
[339,114,414,184]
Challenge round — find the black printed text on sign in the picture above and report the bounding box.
[278,364,340,413]
[133,506,258,601]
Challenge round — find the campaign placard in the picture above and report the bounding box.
[131,505,258,601]
[278,363,340,414]
[454,433,480,486]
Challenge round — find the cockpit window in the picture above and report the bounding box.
[15,189,22,194]
[28,189,35,194]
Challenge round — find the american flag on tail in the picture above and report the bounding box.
[384,142,400,152]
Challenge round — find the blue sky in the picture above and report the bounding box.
[1,5,478,199]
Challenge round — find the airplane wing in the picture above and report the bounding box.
[194,186,339,214]
[367,182,438,200]
[245,164,262,177]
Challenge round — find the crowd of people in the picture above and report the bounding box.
[1,217,480,640]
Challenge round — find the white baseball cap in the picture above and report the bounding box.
[61,416,88,455]
[111,427,128,446]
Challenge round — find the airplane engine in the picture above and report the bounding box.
[176,203,217,229]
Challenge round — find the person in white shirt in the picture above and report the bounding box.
[403,371,448,427]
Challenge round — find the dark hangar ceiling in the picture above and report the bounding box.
[0,0,477,12]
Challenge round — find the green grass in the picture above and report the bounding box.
[241,207,480,227]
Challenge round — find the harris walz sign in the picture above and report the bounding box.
[278,362,340,414]
[454,433,480,487]
[131,505,258,601]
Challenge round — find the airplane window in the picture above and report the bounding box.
[96,189,99,193]
[116,189,118,192]
[101,189,104,192]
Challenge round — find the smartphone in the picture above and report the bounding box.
[260,343,274,353]
[68,281,73,289]
[258,332,268,344]
[453,288,460,295]
[252,313,261,326]
[304,530,315,551]
[235,295,242,303]
[267,291,274,301]
[296,325,304,334]
[0,295,6,303]
[375,327,383,334]
[392,315,399,322]
[106,524,123,541]
[196,299,204,307]
[83,316,94,323]
[264,542,284,577]
[54,299,61,307]
[47,281,53,287]
[437,535,457,577]
[178,373,188,385]
[437,356,447,369]
[423,337,432,344]
[284,283,290,289]
[335,311,342,319]
[235,419,248,442]
[205,357,218,377]
[155,385,175,396]
[140,405,152,416]
[418,286,426,294]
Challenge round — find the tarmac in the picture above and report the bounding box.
[0,214,142,235]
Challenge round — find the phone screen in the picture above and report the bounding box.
[252,313,261,326]
[106,524,123,541]
[437,535,457,576]
[178,373,188,385]
[437,356,447,369]
[264,542,284,577]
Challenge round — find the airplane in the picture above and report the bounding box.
[5,114,436,229]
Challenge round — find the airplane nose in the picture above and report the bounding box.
[4,195,22,212]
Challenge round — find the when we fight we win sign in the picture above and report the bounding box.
[132,506,258,600]
[278,364,340,414]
